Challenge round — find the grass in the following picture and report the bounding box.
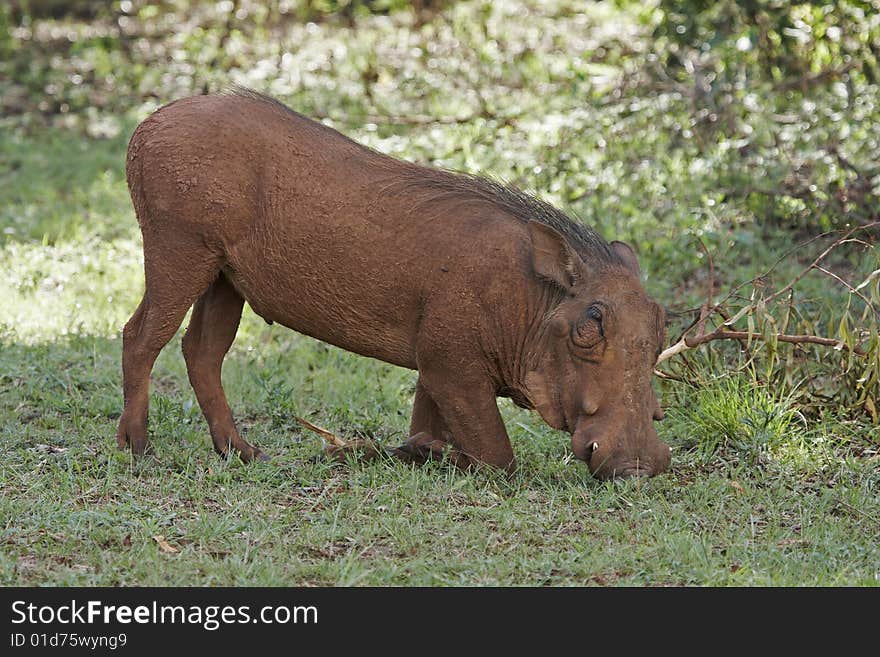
[2,301,877,585]
[0,0,877,586]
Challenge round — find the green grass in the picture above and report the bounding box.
[2,343,876,585]
[0,0,877,586]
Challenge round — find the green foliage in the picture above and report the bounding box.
[0,4,14,60]
[667,376,801,463]
[655,0,880,82]
[641,0,880,229]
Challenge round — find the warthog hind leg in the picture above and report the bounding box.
[182,272,266,462]
[116,243,222,456]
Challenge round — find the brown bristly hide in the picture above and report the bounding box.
[115,89,670,480]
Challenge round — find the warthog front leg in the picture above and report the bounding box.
[392,379,451,464]
[410,368,516,473]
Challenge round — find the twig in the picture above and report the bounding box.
[658,328,866,364]
[218,0,239,54]
[813,265,879,319]
[294,416,347,448]
[827,146,860,177]
[836,499,880,526]
[653,368,685,382]
[765,222,879,306]
[294,416,383,462]
[717,305,753,361]
[772,62,857,92]
[695,238,714,339]
[310,108,526,127]
[687,330,863,354]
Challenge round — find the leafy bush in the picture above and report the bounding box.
[618,0,879,231]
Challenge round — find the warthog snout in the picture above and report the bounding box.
[572,422,672,480]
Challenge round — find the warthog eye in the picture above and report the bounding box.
[572,304,604,349]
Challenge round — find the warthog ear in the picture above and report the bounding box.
[610,240,641,276]
[528,221,584,290]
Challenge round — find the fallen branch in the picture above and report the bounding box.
[658,329,866,364]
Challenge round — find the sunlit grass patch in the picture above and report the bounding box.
[0,237,143,342]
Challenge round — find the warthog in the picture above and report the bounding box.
[116,89,670,479]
